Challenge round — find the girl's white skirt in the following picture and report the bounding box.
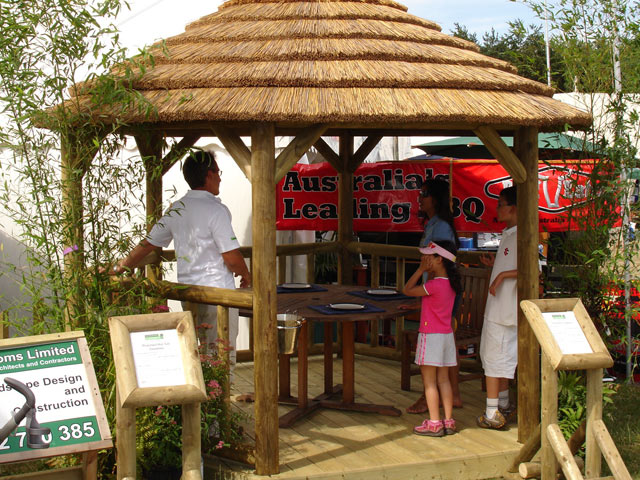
[414,332,457,367]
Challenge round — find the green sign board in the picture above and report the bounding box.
[0,332,112,464]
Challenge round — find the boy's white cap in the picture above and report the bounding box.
[419,241,456,262]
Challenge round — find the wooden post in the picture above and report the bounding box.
[116,387,136,480]
[585,368,603,478]
[60,132,90,329]
[217,304,231,437]
[251,123,279,475]
[541,355,559,480]
[81,450,98,480]
[514,126,540,442]
[181,402,202,480]
[1,311,8,339]
[135,133,164,283]
[338,135,354,286]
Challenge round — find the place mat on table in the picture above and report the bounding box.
[347,290,413,302]
[308,303,385,315]
[276,284,328,294]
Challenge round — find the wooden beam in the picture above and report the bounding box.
[515,126,540,443]
[211,125,252,180]
[161,134,200,175]
[274,124,329,182]
[592,419,632,480]
[251,122,279,475]
[349,135,383,172]
[313,137,341,172]
[475,126,527,183]
[135,134,164,283]
[586,368,603,478]
[547,424,584,480]
[60,130,102,329]
[541,356,559,480]
[507,424,541,472]
[338,135,354,285]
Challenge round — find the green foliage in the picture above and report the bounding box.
[525,0,640,93]
[451,19,568,90]
[602,383,640,477]
[0,0,185,477]
[557,371,617,443]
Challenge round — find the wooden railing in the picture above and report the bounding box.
[126,240,486,363]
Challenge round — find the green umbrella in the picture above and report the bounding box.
[414,133,600,160]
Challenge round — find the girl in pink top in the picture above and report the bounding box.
[402,240,462,437]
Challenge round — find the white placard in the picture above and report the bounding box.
[130,329,186,388]
[542,311,593,355]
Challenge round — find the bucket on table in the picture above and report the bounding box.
[277,313,302,355]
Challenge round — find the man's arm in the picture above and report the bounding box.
[112,239,159,274]
[221,249,251,288]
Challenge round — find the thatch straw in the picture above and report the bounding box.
[59,0,592,130]
[65,87,591,127]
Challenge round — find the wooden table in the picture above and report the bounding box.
[244,284,419,428]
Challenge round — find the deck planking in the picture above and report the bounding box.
[210,354,522,479]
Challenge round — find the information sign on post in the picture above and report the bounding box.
[0,331,112,464]
[109,311,207,408]
[520,298,613,371]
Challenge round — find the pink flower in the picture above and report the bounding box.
[151,305,170,313]
[155,406,163,416]
[216,440,225,450]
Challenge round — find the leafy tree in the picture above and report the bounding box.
[451,20,570,90]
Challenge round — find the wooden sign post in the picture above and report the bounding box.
[109,311,207,480]
[0,331,112,479]
[520,298,630,480]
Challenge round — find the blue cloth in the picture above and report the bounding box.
[308,303,385,315]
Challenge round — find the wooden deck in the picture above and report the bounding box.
[209,354,522,480]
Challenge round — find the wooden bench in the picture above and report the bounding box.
[400,266,491,390]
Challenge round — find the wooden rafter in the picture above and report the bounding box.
[313,137,341,172]
[210,125,252,180]
[274,124,328,182]
[474,126,527,183]
[349,135,383,172]
[161,134,200,175]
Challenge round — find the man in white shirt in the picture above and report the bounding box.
[113,151,251,360]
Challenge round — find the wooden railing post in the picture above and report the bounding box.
[515,126,540,442]
[251,122,279,475]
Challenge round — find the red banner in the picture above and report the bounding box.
[276,160,596,233]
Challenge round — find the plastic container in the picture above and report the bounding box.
[459,237,474,249]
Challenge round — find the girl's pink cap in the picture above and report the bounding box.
[419,242,456,262]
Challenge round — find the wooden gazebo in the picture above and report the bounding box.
[56,0,591,475]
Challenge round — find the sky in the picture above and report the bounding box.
[115,0,544,54]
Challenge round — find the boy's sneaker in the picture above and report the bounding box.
[414,419,445,437]
[499,403,517,422]
[443,418,457,435]
[476,410,506,429]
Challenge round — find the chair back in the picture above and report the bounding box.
[455,266,491,332]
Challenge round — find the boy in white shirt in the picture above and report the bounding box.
[477,186,518,429]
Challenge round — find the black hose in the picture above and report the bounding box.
[0,377,35,442]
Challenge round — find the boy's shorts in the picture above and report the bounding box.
[480,320,517,379]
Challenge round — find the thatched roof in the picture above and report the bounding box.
[69,0,591,129]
